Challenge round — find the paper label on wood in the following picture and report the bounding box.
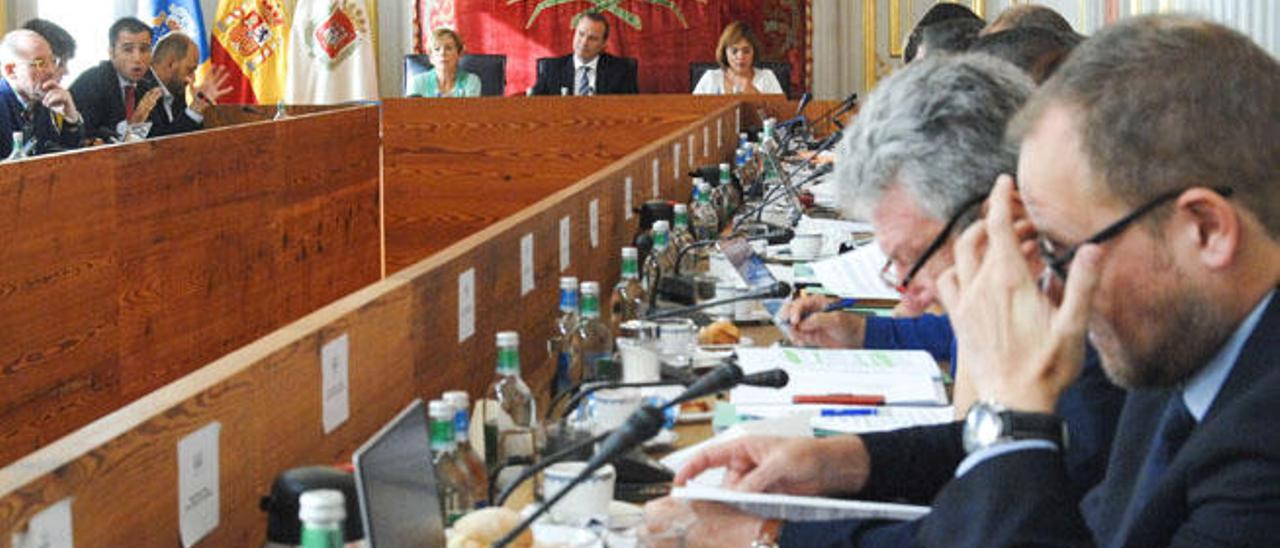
[458,269,476,342]
[12,497,73,548]
[178,422,221,548]
[688,134,696,166]
[652,158,661,198]
[320,334,350,434]
[589,199,600,249]
[703,126,710,157]
[735,107,742,136]
[624,177,634,220]
[521,233,535,296]
[559,216,571,272]
[717,119,723,151]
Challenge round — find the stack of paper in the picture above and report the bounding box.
[808,244,901,303]
[731,347,948,407]
[673,485,931,522]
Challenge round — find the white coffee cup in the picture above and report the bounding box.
[542,462,617,526]
[790,232,824,260]
[588,388,642,434]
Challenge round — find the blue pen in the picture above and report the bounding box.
[820,408,878,417]
[797,297,858,323]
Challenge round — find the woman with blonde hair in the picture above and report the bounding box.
[693,21,783,95]
[408,28,481,98]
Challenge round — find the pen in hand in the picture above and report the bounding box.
[795,297,857,324]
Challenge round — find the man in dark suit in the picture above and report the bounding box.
[530,13,638,96]
[69,17,163,142]
[642,15,1280,547]
[147,33,231,137]
[0,29,82,158]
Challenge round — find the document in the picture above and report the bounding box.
[808,243,901,302]
[673,485,930,522]
[731,347,948,406]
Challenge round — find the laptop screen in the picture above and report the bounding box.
[719,236,778,289]
[353,399,445,548]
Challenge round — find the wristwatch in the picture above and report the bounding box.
[962,400,1068,454]
[750,519,783,548]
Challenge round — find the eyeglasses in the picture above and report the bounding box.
[1038,186,1234,282]
[15,57,58,71]
[880,193,989,293]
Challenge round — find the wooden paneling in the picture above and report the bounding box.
[382,95,743,273]
[0,97,747,547]
[0,107,383,466]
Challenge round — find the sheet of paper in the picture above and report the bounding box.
[716,119,723,151]
[688,134,695,166]
[559,216,571,272]
[808,243,901,301]
[178,422,221,548]
[589,199,600,249]
[673,485,930,522]
[731,347,947,406]
[660,414,813,476]
[520,234,534,296]
[458,269,475,342]
[320,334,350,434]
[12,497,73,548]
[625,177,634,220]
[673,143,682,179]
[703,126,710,157]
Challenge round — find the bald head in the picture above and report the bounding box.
[2,30,56,101]
[151,32,200,94]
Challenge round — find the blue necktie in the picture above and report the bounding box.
[578,66,592,96]
[1118,394,1196,538]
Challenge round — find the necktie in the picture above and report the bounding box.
[1117,394,1196,538]
[578,66,592,96]
[124,84,137,120]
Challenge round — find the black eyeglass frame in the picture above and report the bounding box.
[882,193,989,293]
[1039,186,1235,281]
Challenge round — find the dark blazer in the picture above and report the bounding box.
[148,84,204,138]
[779,347,1126,547]
[1,79,83,157]
[917,292,1280,547]
[531,53,638,95]
[69,60,158,141]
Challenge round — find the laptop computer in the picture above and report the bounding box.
[352,399,446,548]
[718,236,794,339]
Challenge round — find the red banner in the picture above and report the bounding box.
[417,0,811,97]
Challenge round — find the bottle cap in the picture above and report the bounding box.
[652,220,670,232]
[673,203,688,213]
[559,276,579,291]
[496,331,519,347]
[298,489,346,524]
[428,399,453,420]
[621,246,638,259]
[442,390,469,410]
[580,281,600,295]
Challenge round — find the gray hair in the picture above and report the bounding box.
[0,30,43,66]
[835,53,1034,222]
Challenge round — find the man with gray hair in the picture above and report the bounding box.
[0,29,83,157]
[642,54,1123,547]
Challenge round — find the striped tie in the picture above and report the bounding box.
[578,66,592,96]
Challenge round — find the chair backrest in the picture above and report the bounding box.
[403,53,508,96]
[689,60,793,98]
[535,56,638,94]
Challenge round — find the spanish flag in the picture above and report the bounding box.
[209,0,290,104]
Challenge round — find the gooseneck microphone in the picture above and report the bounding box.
[643,281,793,320]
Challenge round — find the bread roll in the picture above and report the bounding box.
[698,319,741,345]
[447,507,532,548]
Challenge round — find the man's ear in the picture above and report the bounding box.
[1174,187,1239,270]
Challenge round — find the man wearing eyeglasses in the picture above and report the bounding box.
[645,16,1280,547]
[0,29,83,158]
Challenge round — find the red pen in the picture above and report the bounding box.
[793,394,886,406]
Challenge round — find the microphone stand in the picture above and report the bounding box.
[491,429,609,507]
[644,283,791,320]
[731,163,834,232]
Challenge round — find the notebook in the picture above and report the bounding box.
[352,399,446,548]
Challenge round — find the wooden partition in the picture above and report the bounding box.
[0,97,743,547]
[382,95,750,273]
[0,107,383,467]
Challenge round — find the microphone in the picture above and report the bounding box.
[666,362,742,407]
[671,229,792,277]
[795,92,812,117]
[644,282,793,320]
[552,379,687,421]
[807,92,858,133]
[731,163,834,231]
[741,368,790,389]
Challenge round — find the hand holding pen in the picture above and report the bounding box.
[781,295,867,348]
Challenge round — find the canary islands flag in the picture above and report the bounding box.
[209,0,289,104]
[144,0,210,63]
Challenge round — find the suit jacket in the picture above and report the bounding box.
[0,79,83,157]
[148,84,204,138]
[69,60,158,141]
[779,347,1126,547]
[917,292,1280,547]
[531,53,638,95]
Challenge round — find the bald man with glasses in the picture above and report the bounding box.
[0,29,83,158]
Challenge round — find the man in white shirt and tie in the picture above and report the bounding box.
[531,13,638,96]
